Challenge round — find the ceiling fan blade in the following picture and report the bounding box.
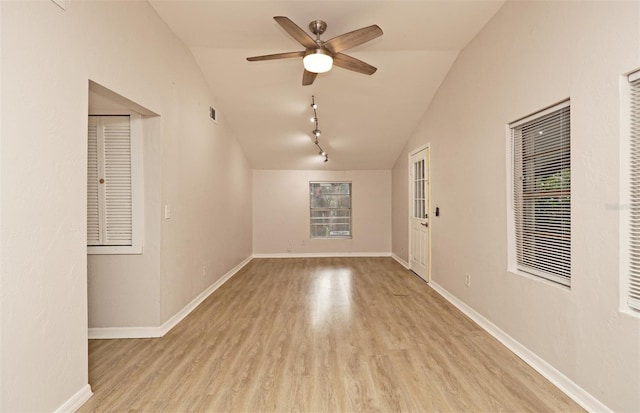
[324,25,383,53]
[332,53,377,75]
[274,16,317,49]
[247,51,305,62]
[302,70,317,86]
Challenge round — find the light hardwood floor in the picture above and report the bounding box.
[81,257,583,412]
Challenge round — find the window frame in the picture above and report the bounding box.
[309,181,352,239]
[621,69,640,314]
[87,111,144,255]
[507,99,571,287]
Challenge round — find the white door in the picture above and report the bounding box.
[409,147,430,281]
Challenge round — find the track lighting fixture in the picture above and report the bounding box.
[309,95,328,163]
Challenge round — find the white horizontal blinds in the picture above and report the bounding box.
[102,116,132,245]
[310,182,352,238]
[86,115,132,246]
[512,102,571,285]
[629,74,640,310]
[87,116,101,245]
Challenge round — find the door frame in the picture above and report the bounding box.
[408,143,431,282]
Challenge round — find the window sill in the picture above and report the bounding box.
[507,268,571,291]
[88,245,143,255]
[619,307,640,319]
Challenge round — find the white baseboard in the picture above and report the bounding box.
[428,281,612,413]
[88,326,161,339]
[252,252,392,258]
[159,255,252,336]
[391,253,410,269]
[88,256,252,340]
[54,384,93,413]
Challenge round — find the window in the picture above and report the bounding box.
[87,114,143,254]
[627,71,640,311]
[310,182,351,238]
[510,100,571,286]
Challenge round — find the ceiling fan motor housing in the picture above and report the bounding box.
[309,20,327,37]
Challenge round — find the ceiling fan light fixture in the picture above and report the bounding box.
[303,49,333,73]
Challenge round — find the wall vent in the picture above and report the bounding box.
[209,106,217,123]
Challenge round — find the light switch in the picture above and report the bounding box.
[164,204,171,219]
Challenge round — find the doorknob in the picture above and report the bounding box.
[420,222,428,227]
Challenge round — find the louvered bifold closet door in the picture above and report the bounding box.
[87,117,101,245]
[87,115,132,246]
[103,116,132,245]
[629,72,640,310]
[512,103,571,286]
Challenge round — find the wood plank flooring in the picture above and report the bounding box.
[80,257,583,412]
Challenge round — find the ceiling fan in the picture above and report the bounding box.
[247,16,383,86]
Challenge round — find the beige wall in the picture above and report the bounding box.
[392,1,640,411]
[391,151,409,262]
[253,170,391,255]
[0,1,252,411]
[160,109,252,322]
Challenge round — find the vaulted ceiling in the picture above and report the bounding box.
[149,0,504,170]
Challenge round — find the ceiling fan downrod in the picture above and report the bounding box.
[309,20,327,41]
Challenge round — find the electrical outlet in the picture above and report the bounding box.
[465,273,471,287]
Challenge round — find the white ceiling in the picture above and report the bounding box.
[149,0,504,170]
